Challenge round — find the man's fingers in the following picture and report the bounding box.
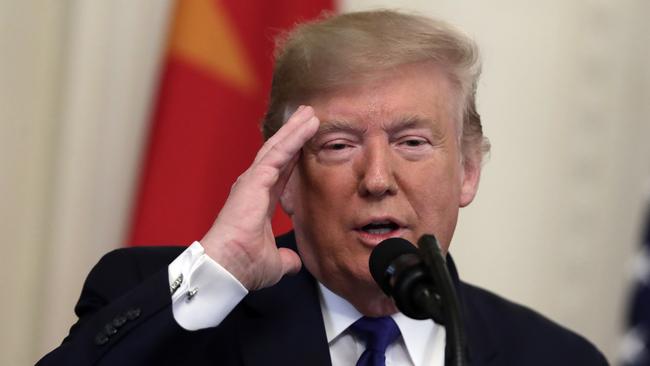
[254,105,317,165]
[246,114,317,194]
[278,248,302,276]
[276,149,300,190]
[258,115,319,171]
[260,105,311,152]
[268,152,300,215]
[246,105,318,193]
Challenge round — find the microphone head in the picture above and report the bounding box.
[369,237,419,295]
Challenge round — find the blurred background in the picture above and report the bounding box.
[1,0,649,365]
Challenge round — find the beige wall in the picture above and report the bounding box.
[1,0,648,364]
[343,0,650,362]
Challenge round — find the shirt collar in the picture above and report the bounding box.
[318,282,444,366]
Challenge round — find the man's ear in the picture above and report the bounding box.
[280,171,297,215]
[459,155,481,208]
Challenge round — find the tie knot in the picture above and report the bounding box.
[350,316,401,353]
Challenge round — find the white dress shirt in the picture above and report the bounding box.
[168,241,445,365]
[319,283,445,366]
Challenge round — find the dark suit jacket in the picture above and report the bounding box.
[38,232,608,365]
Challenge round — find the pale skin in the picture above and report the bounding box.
[201,62,481,317]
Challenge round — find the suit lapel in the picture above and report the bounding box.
[235,233,331,365]
[236,266,331,366]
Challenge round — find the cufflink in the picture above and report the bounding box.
[186,287,198,301]
[170,273,184,295]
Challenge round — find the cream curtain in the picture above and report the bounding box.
[0,0,173,364]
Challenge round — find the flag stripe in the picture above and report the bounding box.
[128,0,334,246]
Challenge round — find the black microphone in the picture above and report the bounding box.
[369,235,467,366]
[369,237,443,322]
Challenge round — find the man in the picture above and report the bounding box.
[39,10,608,365]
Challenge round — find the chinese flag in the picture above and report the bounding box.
[129,0,334,246]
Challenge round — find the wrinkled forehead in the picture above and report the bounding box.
[283,62,463,134]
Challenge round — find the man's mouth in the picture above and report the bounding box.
[354,218,405,246]
[360,220,400,235]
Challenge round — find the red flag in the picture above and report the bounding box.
[129,0,334,246]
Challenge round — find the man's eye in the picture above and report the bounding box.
[324,143,349,150]
[401,139,426,147]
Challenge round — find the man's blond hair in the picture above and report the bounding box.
[262,10,490,162]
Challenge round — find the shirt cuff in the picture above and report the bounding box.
[168,241,248,331]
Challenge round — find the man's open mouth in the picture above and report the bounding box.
[359,220,400,235]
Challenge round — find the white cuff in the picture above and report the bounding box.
[168,241,248,331]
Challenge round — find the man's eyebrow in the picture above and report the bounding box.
[385,115,444,138]
[314,115,445,139]
[315,119,365,135]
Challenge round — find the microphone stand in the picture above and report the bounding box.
[418,234,466,366]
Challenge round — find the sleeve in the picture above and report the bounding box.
[36,244,248,366]
[168,241,248,330]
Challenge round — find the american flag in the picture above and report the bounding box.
[621,204,650,366]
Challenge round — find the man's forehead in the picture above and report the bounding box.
[312,88,430,124]
[305,62,458,137]
[315,114,446,138]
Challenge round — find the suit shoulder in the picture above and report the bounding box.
[461,282,562,332]
[461,282,609,365]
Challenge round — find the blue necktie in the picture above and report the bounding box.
[350,316,401,366]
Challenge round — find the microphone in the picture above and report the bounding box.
[369,237,443,322]
[369,235,467,366]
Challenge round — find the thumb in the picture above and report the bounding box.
[278,247,302,276]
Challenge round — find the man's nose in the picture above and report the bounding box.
[356,141,398,198]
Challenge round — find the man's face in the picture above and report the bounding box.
[282,62,480,315]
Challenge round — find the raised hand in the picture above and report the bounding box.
[201,106,319,290]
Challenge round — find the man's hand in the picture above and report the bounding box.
[201,106,319,290]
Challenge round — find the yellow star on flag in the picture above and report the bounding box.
[168,0,258,94]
